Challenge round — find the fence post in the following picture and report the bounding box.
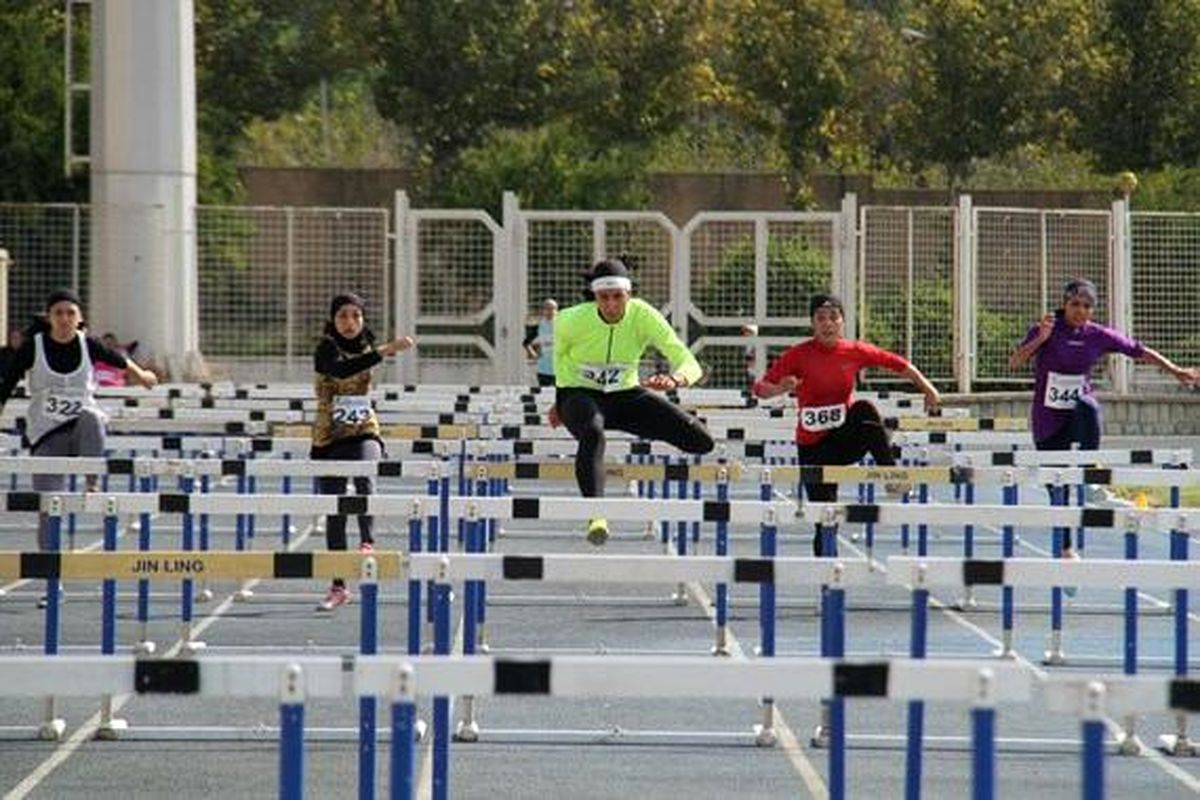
[0,248,9,341]
[285,207,295,380]
[955,194,975,393]
[501,191,524,385]
[1110,198,1133,394]
[839,193,859,340]
[394,191,417,385]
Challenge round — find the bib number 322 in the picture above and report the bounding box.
[45,395,84,420]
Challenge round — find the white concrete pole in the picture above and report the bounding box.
[89,0,198,376]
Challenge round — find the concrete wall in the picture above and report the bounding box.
[949,392,1200,436]
[239,166,1112,221]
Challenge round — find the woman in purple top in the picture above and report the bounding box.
[1010,278,1196,452]
[1011,278,1196,558]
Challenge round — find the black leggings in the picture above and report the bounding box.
[796,400,894,556]
[1034,401,1103,552]
[557,387,715,497]
[316,438,382,586]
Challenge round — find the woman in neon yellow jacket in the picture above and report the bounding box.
[552,258,714,545]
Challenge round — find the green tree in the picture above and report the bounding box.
[439,123,652,217]
[721,0,852,204]
[195,0,365,200]
[0,6,85,201]
[898,0,1100,188]
[1071,0,1200,172]
[370,1,574,192]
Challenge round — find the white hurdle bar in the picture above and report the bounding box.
[0,653,1029,800]
[888,555,1200,760]
[1042,675,1200,800]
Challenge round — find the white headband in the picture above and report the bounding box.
[590,276,632,293]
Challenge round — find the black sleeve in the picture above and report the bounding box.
[314,337,382,379]
[86,336,130,370]
[522,324,538,348]
[0,339,36,405]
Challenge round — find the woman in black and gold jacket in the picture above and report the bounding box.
[312,292,414,611]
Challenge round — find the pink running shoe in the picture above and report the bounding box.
[317,584,353,612]
[358,542,375,554]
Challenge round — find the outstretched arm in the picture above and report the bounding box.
[1138,346,1199,386]
[901,363,941,412]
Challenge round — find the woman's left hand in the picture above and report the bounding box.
[641,373,681,392]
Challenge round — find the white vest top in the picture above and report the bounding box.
[26,332,105,446]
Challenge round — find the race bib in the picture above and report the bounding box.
[44,393,86,422]
[332,395,373,425]
[579,363,630,392]
[1044,372,1086,410]
[800,403,846,433]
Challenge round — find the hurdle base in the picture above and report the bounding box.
[415,718,429,743]
[753,723,778,748]
[952,592,978,612]
[234,588,254,602]
[37,718,66,742]
[810,724,829,749]
[95,718,128,741]
[196,587,214,603]
[711,629,731,657]
[1116,731,1143,756]
[670,584,689,606]
[1158,734,1198,757]
[182,640,208,656]
[134,640,157,656]
[454,720,480,742]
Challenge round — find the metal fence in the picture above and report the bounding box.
[1,195,1196,391]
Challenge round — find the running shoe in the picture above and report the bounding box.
[358,541,375,554]
[586,517,609,547]
[316,584,352,612]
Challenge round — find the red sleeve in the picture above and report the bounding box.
[853,341,909,373]
[754,346,799,395]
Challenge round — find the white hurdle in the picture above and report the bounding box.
[0,653,1029,800]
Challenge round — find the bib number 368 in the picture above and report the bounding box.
[801,404,845,433]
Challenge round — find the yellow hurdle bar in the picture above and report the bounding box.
[0,551,407,581]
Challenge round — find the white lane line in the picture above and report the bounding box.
[3,524,316,800]
[687,580,828,799]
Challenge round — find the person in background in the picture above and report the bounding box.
[523,298,558,386]
[741,323,759,393]
[94,333,129,387]
[0,327,24,378]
